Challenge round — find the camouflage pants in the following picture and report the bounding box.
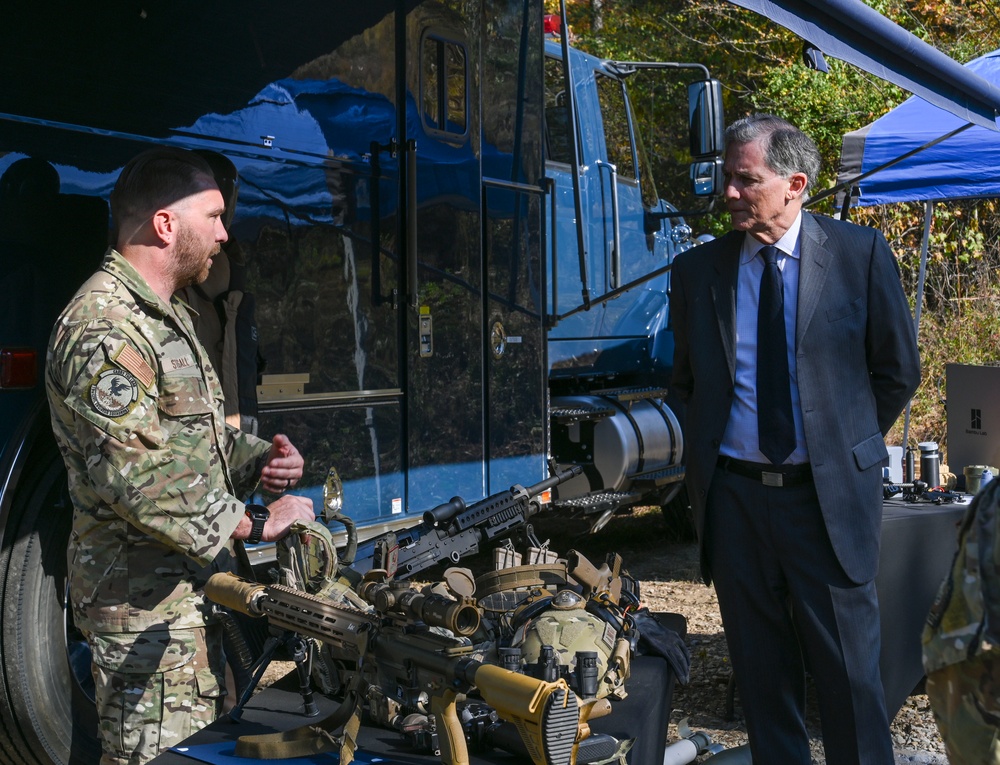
[89,625,225,765]
[926,653,1000,765]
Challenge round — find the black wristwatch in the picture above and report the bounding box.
[244,504,270,545]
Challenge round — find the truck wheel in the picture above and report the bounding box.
[0,448,99,765]
[659,483,695,541]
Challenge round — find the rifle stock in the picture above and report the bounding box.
[471,663,581,765]
[566,549,624,602]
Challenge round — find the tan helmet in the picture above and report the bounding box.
[509,589,628,699]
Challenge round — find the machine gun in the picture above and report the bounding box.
[346,465,583,580]
[206,572,585,765]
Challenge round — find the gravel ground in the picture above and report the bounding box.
[546,509,950,764]
[255,507,950,764]
[643,576,947,764]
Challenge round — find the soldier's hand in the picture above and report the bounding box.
[260,434,305,494]
[259,495,315,542]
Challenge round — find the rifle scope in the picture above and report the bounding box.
[357,580,481,636]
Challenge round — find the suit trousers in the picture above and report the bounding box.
[705,465,894,765]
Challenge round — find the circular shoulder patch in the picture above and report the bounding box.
[90,368,140,418]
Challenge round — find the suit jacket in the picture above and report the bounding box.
[670,213,921,585]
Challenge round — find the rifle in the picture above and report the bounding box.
[347,465,583,580]
[206,572,585,765]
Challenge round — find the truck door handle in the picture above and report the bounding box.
[596,160,621,290]
[405,139,418,307]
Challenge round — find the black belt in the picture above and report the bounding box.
[717,456,813,487]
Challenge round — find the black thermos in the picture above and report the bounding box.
[918,441,941,488]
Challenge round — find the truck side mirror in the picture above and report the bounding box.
[688,79,724,159]
[690,157,723,197]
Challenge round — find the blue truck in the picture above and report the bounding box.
[0,3,720,761]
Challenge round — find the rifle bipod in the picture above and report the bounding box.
[228,630,320,721]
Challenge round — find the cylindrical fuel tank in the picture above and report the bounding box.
[551,393,683,499]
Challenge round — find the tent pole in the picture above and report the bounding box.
[839,184,856,220]
[902,199,933,451]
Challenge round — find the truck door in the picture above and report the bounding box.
[406,0,546,509]
[481,5,548,491]
[545,44,677,383]
[404,7,485,510]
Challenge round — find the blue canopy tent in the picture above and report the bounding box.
[834,48,1000,450]
[837,49,1000,206]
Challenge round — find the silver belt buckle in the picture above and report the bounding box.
[761,471,784,487]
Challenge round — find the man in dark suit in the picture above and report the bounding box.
[670,114,921,764]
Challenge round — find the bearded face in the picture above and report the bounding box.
[167,185,228,289]
[173,221,222,287]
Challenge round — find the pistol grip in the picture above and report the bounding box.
[431,689,469,765]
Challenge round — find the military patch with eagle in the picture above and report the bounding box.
[88,366,140,418]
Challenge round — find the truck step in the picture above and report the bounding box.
[550,404,616,424]
[590,385,668,403]
[552,490,639,515]
[629,464,686,486]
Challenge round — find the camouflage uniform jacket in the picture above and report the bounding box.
[46,248,271,635]
[923,480,1000,674]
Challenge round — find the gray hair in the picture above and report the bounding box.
[725,114,821,195]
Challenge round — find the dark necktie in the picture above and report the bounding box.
[757,245,795,465]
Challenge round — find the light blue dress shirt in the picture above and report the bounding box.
[719,212,810,465]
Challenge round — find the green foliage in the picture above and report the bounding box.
[859,200,1000,460]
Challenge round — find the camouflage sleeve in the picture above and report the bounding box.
[978,484,1000,645]
[224,424,271,500]
[51,321,247,568]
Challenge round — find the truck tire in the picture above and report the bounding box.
[0,445,99,765]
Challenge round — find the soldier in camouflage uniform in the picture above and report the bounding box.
[923,477,1000,764]
[45,147,315,765]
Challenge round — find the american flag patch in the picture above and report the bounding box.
[115,343,155,389]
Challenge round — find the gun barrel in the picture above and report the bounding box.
[523,465,583,499]
[423,466,583,529]
[454,465,586,534]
